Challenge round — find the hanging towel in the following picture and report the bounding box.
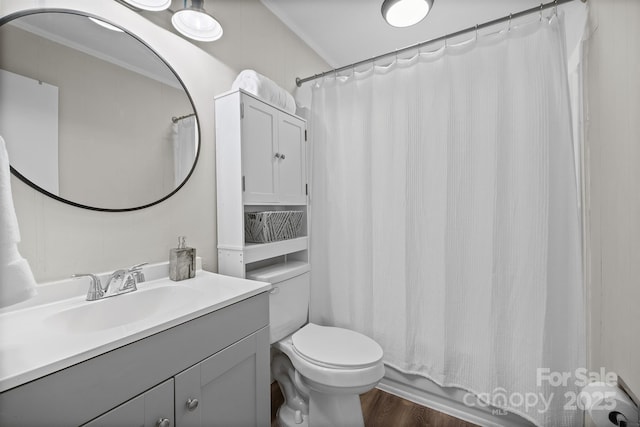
[231,70,297,114]
[0,135,37,308]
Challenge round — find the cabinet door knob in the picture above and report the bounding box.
[156,418,171,427]
[280,153,286,160]
[274,153,281,159]
[186,398,199,411]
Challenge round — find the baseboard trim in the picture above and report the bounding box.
[377,373,532,427]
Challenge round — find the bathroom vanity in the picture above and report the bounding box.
[0,266,271,426]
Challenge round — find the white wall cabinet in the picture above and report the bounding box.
[0,293,270,427]
[216,89,309,279]
[237,92,307,205]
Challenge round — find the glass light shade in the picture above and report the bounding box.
[382,0,433,28]
[121,0,171,11]
[171,8,223,42]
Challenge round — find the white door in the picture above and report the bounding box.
[277,114,307,204]
[241,95,278,203]
[174,330,270,427]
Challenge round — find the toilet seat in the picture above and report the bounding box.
[292,324,383,369]
[275,323,386,390]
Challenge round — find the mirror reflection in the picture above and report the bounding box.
[0,11,199,211]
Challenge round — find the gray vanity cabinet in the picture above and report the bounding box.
[0,293,270,427]
[83,327,270,427]
[83,379,174,427]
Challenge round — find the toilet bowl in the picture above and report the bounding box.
[272,323,385,427]
[246,265,385,427]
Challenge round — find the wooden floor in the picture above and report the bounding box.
[271,382,478,427]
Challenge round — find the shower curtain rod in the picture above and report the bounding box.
[295,0,582,87]
[171,113,195,123]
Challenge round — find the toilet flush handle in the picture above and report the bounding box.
[270,286,280,295]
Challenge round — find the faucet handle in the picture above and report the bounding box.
[128,262,147,283]
[128,262,147,272]
[72,273,104,301]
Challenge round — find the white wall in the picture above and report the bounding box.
[1,0,327,282]
[586,0,640,398]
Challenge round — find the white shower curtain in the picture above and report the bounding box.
[172,115,197,187]
[309,14,584,427]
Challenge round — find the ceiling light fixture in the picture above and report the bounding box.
[120,0,171,12]
[381,0,434,28]
[171,0,223,42]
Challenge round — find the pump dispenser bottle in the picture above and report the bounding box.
[169,236,195,281]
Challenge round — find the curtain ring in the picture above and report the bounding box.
[475,24,479,41]
[539,3,543,22]
[508,13,512,31]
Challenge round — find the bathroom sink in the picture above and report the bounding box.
[0,264,272,394]
[47,285,203,333]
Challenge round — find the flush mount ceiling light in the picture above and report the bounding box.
[381,0,434,28]
[172,0,223,42]
[120,0,171,12]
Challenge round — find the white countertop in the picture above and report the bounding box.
[0,266,270,393]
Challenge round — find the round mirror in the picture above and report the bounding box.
[0,10,199,211]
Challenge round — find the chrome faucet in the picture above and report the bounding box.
[73,263,147,301]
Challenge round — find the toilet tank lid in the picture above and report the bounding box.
[246,261,310,284]
[292,323,383,368]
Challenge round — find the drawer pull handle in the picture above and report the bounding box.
[186,398,199,411]
[156,418,171,427]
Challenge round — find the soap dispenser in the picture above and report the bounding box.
[170,236,196,281]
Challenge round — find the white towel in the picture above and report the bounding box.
[0,135,37,308]
[231,70,297,114]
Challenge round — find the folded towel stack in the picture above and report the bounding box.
[0,135,37,308]
[231,69,297,114]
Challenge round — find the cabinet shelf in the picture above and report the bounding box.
[244,201,307,207]
[243,237,308,264]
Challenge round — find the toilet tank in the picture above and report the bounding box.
[246,262,310,344]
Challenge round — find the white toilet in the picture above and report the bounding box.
[247,264,385,427]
